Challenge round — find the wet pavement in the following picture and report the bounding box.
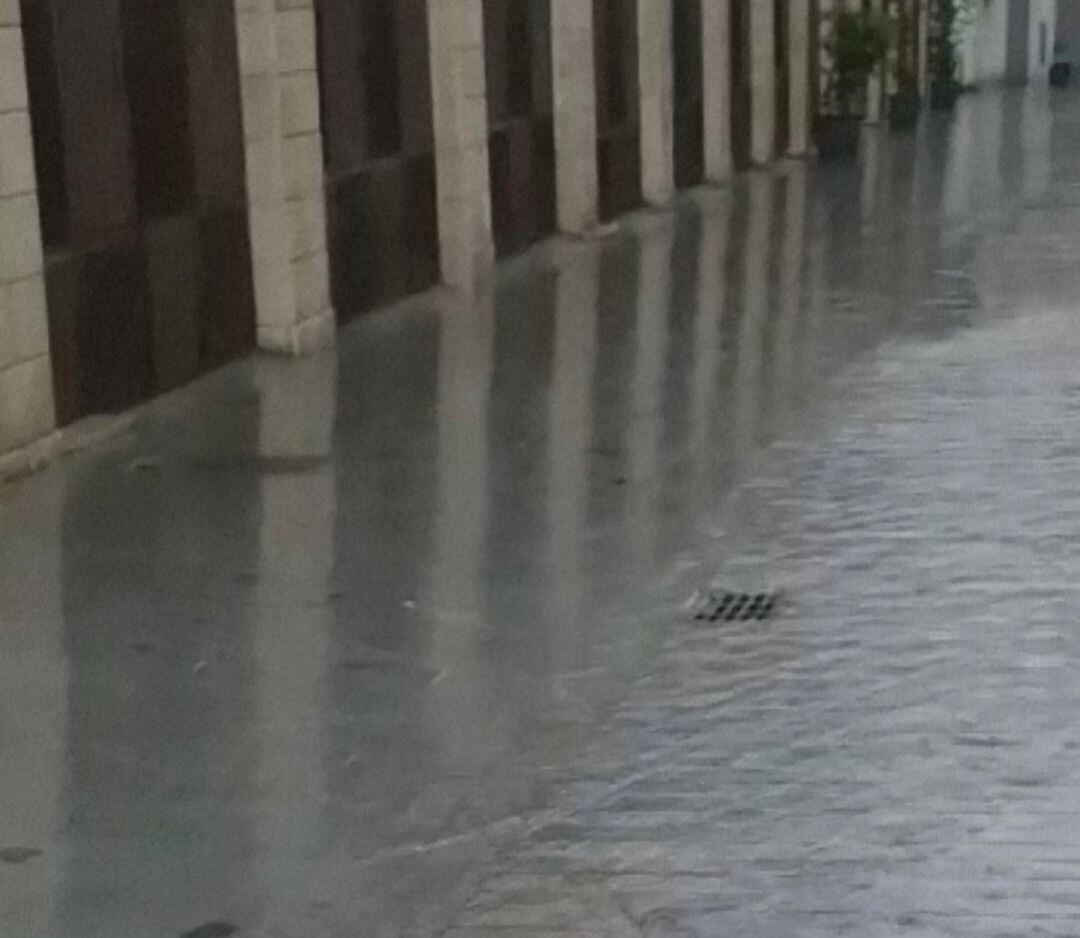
[4,86,1080,937]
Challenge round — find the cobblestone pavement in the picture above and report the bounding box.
[4,88,1080,937]
[442,92,1080,936]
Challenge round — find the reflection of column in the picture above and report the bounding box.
[251,354,337,931]
[552,0,600,233]
[637,0,675,205]
[547,245,600,672]
[788,0,811,154]
[690,197,731,503]
[427,0,495,288]
[628,224,673,572]
[733,174,772,458]
[1020,87,1051,201]
[234,0,335,352]
[942,99,975,221]
[0,479,67,937]
[0,8,55,456]
[860,125,883,222]
[773,164,807,417]
[749,0,776,163]
[702,0,732,181]
[427,289,495,755]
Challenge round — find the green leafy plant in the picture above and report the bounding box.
[931,0,976,105]
[822,10,891,118]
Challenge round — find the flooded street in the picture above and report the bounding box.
[5,86,1080,936]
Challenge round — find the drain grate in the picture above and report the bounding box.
[694,591,779,623]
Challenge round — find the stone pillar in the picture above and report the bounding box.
[701,0,733,181]
[749,0,777,164]
[428,0,494,290]
[637,0,675,205]
[234,0,334,354]
[917,0,929,97]
[865,0,884,122]
[552,0,600,234]
[0,6,56,457]
[788,0,812,153]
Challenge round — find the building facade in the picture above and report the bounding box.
[958,0,1058,86]
[0,0,951,467]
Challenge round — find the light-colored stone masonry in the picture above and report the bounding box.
[702,0,733,182]
[428,0,495,290]
[234,0,335,354]
[638,0,675,206]
[749,0,777,164]
[552,0,600,234]
[0,3,56,459]
[788,0,812,154]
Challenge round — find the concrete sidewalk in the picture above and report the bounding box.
[3,87,1080,937]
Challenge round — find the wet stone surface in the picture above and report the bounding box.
[4,88,1080,936]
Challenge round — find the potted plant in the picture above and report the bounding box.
[929,0,967,109]
[815,9,890,161]
[889,64,921,129]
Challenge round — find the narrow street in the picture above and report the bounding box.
[4,86,1080,936]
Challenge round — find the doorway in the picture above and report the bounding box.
[316,0,440,320]
[595,0,643,220]
[484,0,556,257]
[673,0,704,188]
[20,0,255,425]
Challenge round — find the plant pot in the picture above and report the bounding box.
[930,84,960,111]
[1050,62,1072,88]
[814,115,862,162]
[888,90,921,129]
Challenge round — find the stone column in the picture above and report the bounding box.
[917,0,929,97]
[235,0,334,354]
[552,0,599,234]
[865,0,884,122]
[0,6,56,458]
[701,0,732,181]
[788,0,811,153]
[749,0,777,164]
[638,0,675,205]
[428,0,494,290]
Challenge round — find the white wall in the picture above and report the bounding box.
[958,0,1009,85]
[1028,0,1058,80]
[958,0,1061,86]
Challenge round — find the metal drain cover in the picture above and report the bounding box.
[693,590,779,623]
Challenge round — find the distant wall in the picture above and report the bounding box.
[958,0,1060,86]
[1059,0,1080,61]
[1028,0,1058,80]
[958,0,1009,85]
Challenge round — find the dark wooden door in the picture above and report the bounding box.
[730,0,752,169]
[484,0,556,258]
[673,0,704,188]
[594,0,642,220]
[316,0,440,320]
[20,0,254,426]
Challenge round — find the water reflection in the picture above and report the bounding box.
[4,88,1066,938]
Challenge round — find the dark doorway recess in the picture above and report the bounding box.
[20,0,255,426]
[594,0,642,220]
[316,0,440,320]
[730,0,753,169]
[484,0,556,258]
[673,0,705,188]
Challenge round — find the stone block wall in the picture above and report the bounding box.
[0,4,55,458]
[235,0,335,353]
